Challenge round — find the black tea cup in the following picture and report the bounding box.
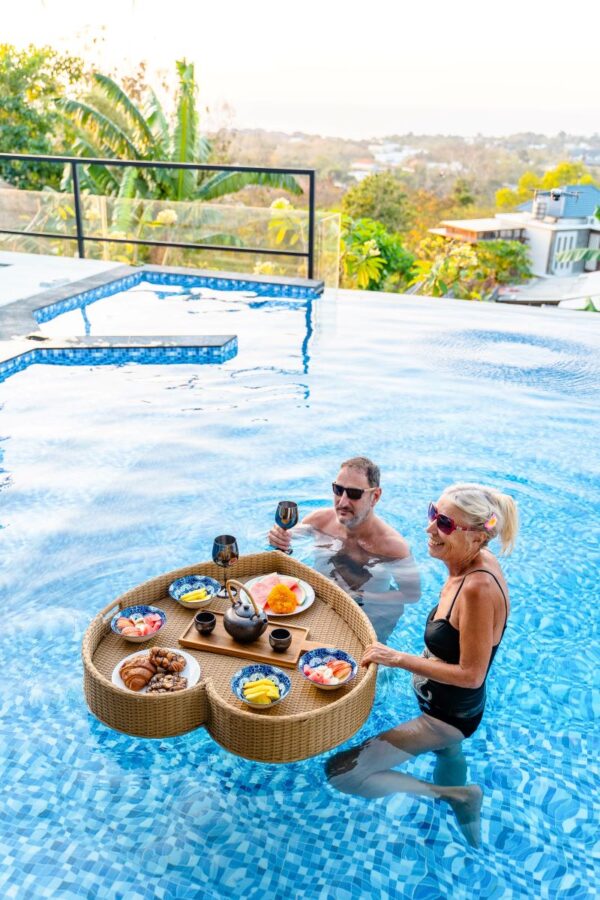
[269,627,292,652]
[195,611,216,635]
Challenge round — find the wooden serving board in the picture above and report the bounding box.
[178,612,323,669]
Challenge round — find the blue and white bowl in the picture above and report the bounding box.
[168,575,221,609]
[298,647,358,690]
[110,604,167,643]
[231,664,291,709]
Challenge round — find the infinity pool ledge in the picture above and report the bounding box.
[0,334,238,383]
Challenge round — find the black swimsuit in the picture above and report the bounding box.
[412,569,508,738]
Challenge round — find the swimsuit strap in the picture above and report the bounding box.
[445,568,508,627]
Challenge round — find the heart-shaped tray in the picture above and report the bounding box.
[82,552,377,763]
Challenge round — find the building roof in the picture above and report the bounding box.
[519,184,600,218]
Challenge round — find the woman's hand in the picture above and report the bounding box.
[361,642,404,668]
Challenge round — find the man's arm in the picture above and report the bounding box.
[267,508,331,550]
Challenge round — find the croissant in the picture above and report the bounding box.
[149,647,186,674]
[120,658,157,691]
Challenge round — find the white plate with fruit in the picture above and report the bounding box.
[244,573,315,617]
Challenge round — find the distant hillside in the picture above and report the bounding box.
[217,128,600,210]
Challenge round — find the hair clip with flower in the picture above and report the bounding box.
[484,514,497,531]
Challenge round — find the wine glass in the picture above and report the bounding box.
[275,501,298,554]
[212,534,239,598]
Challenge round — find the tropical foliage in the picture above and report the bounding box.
[410,237,532,300]
[341,217,414,291]
[0,44,84,189]
[57,60,303,205]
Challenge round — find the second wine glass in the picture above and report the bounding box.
[275,501,298,554]
[212,534,239,598]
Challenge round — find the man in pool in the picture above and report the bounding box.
[267,456,421,641]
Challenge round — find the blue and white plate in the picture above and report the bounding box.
[111,604,167,643]
[297,647,358,690]
[231,664,291,709]
[168,575,221,609]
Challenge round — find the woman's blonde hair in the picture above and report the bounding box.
[442,483,519,555]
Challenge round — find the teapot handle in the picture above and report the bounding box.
[226,578,261,615]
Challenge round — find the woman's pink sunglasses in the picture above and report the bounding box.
[427,502,482,536]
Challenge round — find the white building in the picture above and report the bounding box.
[432,185,600,277]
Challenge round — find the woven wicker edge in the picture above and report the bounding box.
[82,552,378,759]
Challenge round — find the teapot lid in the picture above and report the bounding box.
[226,580,267,619]
[233,599,257,619]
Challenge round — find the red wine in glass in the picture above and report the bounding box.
[275,501,298,555]
[212,534,239,598]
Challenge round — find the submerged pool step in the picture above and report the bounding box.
[0,334,238,382]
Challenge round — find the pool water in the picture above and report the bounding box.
[1,287,598,898]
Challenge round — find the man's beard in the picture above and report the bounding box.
[336,508,368,529]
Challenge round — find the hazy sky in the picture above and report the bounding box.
[4,0,599,138]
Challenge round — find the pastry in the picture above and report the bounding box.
[149,647,186,674]
[120,657,157,691]
[146,673,188,693]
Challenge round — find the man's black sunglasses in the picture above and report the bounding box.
[332,482,377,501]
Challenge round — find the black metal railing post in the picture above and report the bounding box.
[70,161,85,259]
[0,153,319,280]
[307,170,316,280]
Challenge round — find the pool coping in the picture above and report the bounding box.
[0,263,324,339]
[0,262,323,381]
[0,334,238,383]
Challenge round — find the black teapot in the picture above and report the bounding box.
[223,579,268,644]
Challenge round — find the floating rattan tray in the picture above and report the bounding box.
[82,552,377,763]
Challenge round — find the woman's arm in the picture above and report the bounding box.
[362,579,495,689]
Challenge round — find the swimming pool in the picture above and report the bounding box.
[0,285,598,898]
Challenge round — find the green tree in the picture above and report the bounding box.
[411,237,532,300]
[341,172,413,233]
[452,177,476,207]
[496,161,598,210]
[0,44,84,189]
[475,240,533,285]
[341,217,414,291]
[57,60,303,203]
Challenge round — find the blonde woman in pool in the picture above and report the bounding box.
[326,483,518,847]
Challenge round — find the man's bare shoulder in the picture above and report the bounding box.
[374,520,411,559]
[302,508,336,530]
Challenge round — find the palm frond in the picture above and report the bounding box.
[81,163,122,196]
[112,169,140,233]
[172,60,199,200]
[197,136,212,163]
[191,232,244,247]
[195,171,303,201]
[56,123,122,194]
[93,73,156,149]
[145,89,170,154]
[57,98,144,160]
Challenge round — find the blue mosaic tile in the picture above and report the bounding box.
[34,272,143,323]
[33,269,322,325]
[0,340,237,382]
